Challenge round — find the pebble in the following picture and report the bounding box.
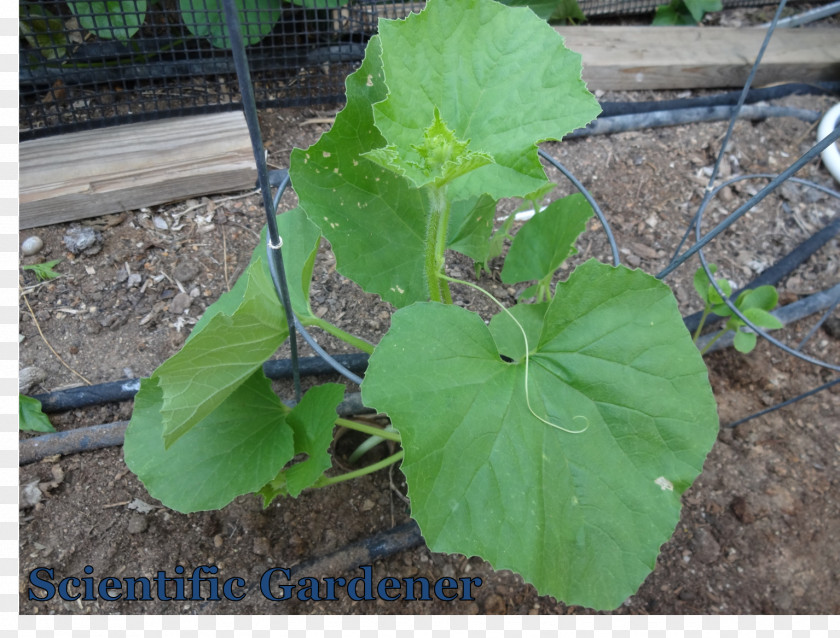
[127,513,148,534]
[152,216,169,230]
[173,260,200,283]
[63,227,102,255]
[689,527,721,564]
[21,236,44,256]
[170,292,193,314]
[253,536,270,556]
[20,480,42,509]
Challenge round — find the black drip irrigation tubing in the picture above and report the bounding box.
[30,354,369,413]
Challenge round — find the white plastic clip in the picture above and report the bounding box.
[267,236,283,249]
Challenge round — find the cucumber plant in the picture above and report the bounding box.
[124,0,719,610]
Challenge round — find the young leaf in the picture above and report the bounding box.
[362,260,718,610]
[259,383,345,503]
[737,285,779,313]
[124,372,294,513]
[22,260,62,282]
[446,194,498,266]
[371,0,601,202]
[290,37,431,307]
[692,263,718,304]
[742,307,784,330]
[501,193,593,285]
[19,395,55,433]
[733,329,757,354]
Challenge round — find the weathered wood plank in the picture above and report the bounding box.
[334,2,839,90]
[554,26,840,90]
[20,111,257,229]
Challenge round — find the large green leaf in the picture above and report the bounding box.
[370,0,600,202]
[501,193,593,285]
[67,1,148,40]
[188,208,321,343]
[362,260,718,609]
[124,372,294,513]
[156,257,289,447]
[290,37,431,307]
[179,0,282,49]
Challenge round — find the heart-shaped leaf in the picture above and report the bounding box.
[362,260,718,609]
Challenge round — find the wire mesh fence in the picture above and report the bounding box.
[20,0,793,140]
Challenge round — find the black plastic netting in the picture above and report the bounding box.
[20,0,790,141]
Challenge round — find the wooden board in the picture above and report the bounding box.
[334,2,839,90]
[20,111,258,229]
[554,26,840,90]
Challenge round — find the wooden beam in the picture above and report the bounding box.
[20,111,258,229]
[334,1,839,91]
[554,26,840,90]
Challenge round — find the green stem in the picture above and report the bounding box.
[301,316,376,355]
[424,185,452,303]
[335,417,401,442]
[693,305,711,343]
[314,450,404,488]
[699,329,727,355]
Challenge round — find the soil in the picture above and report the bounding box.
[18,27,840,614]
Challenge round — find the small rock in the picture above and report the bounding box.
[127,513,149,534]
[678,588,696,601]
[173,260,200,283]
[126,273,142,288]
[21,236,44,256]
[360,498,376,512]
[19,366,46,394]
[127,498,157,514]
[689,527,720,564]
[253,536,270,556]
[152,216,169,230]
[63,226,102,256]
[170,292,193,314]
[214,534,224,548]
[822,317,840,340]
[20,480,43,509]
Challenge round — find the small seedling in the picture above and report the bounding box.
[693,263,784,354]
[22,259,62,282]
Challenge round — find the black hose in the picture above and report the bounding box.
[597,82,840,117]
[31,354,370,413]
[567,105,820,139]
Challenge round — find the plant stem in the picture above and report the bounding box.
[424,185,453,303]
[314,450,404,488]
[302,316,376,355]
[335,417,401,442]
[693,305,711,343]
[699,329,727,355]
